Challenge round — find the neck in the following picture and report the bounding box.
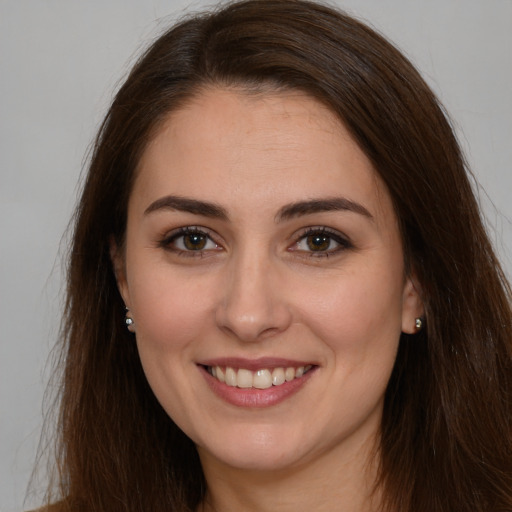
[198,431,382,512]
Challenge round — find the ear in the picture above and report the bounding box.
[401,273,424,334]
[109,237,130,306]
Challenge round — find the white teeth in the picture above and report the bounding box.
[216,366,226,383]
[253,369,272,389]
[225,367,237,387]
[272,367,285,386]
[237,368,253,388]
[209,365,312,388]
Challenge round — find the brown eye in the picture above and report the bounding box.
[292,228,351,257]
[183,233,208,250]
[306,234,331,251]
[161,227,220,254]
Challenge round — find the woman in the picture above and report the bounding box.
[41,1,512,511]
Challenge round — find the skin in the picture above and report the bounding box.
[113,88,423,512]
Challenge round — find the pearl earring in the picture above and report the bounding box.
[125,307,135,332]
[415,317,423,331]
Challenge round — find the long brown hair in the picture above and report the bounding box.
[44,1,512,510]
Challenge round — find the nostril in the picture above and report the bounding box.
[214,267,293,342]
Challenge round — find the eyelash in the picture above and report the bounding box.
[290,227,352,258]
[158,226,221,258]
[158,226,352,258]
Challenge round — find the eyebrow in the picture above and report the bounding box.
[144,195,372,222]
[144,195,229,220]
[276,197,373,222]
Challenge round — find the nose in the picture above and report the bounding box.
[215,248,293,342]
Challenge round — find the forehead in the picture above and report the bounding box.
[132,87,394,225]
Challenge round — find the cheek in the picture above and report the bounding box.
[128,264,218,354]
[294,262,405,358]
[126,267,220,417]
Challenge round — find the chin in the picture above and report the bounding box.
[194,424,325,474]
[199,444,306,473]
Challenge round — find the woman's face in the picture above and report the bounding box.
[115,88,423,474]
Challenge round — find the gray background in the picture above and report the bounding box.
[1,1,511,510]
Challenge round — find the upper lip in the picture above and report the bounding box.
[199,357,316,372]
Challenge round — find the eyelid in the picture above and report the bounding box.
[158,226,223,255]
[157,224,351,259]
[288,226,352,256]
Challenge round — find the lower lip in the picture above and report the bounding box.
[199,366,316,408]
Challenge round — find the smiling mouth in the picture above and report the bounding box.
[205,365,314,389]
